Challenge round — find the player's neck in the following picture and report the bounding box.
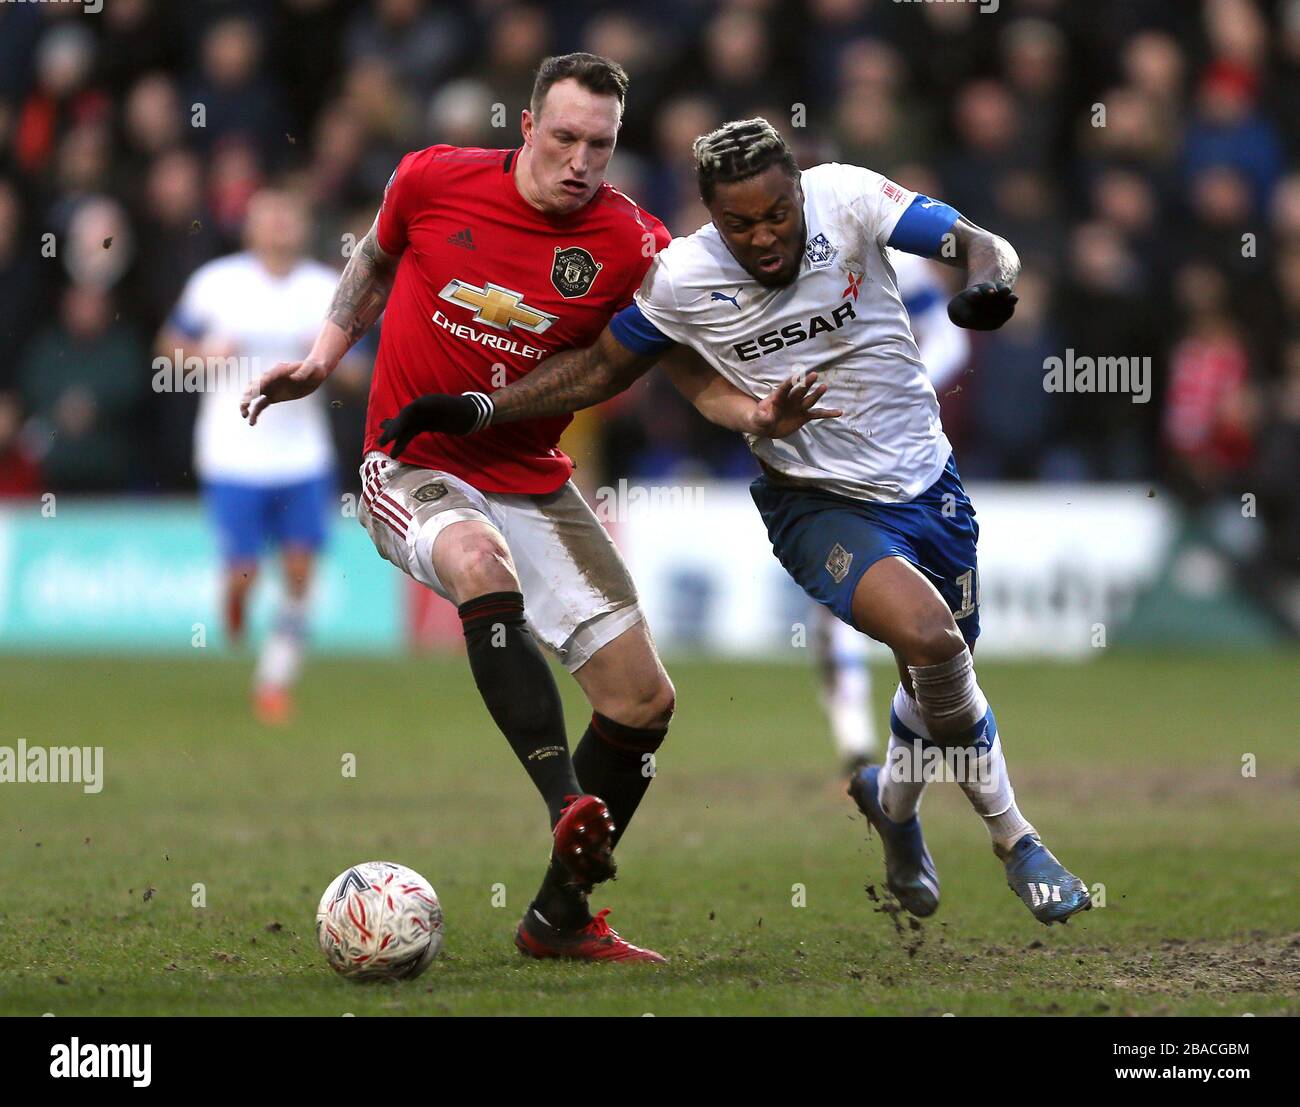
[512,146,548,212]
[254,251,297,279]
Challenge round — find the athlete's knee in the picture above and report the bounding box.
[227,563,258,596]
[439,533,517,601]
[893,613,965,669]
[282,550,314,598]
[629,674,677,730]
[646,674,676,730]
[601,672,675,732]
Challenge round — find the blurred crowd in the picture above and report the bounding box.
[0,0,1297,594]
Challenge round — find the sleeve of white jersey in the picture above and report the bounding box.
[816,162,918,249]
[169,263,221,339]
[629,248,691,346]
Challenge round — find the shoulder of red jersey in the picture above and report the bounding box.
[379,145,512,254]
[385,144,507,192]
[590,182,671,250]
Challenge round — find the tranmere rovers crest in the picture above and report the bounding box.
[826,542,854,583]
[552,246,602,298]
[805,232,839,268]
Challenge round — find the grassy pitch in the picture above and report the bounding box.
[0,651,1296,1016]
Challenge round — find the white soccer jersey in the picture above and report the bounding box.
[634,163,952,503]
[171,252,339,485]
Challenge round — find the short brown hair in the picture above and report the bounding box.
[530,52,628,118]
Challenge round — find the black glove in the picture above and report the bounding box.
[377,391,494,458]
[947,281,1019,331]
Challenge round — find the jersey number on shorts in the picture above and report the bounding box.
[955,569,979,620]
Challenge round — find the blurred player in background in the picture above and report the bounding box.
[243,55,680,963]
[384,118,1092,927]
[814,249,969,773]
[160,188,351,725]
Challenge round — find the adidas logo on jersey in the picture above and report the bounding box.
[447,228,475,249]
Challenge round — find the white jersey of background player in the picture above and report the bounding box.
[183,254,337,487]
[161,189,346,725]
[816,246,970,770]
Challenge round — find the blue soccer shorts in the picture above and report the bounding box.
[750,454,980,644]
[202,474,334,564]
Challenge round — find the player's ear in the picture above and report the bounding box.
[520,109,534,147]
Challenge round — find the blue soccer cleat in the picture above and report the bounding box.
[848,765,940,918]
[999,834,1091,925]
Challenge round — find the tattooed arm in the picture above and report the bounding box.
[487,326,658,424]
[491,337,841,436]
[376,327,843,459]
[375,325,661,457]
[243,216,399,425]
[325,217,400,346]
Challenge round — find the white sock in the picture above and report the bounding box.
[955,719,1035,853]
[902,648,1037,852]
[822,617,875,759]
[876,683,930,822]
[255,595,309,691]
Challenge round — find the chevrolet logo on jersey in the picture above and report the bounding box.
[438,279,557,334]
[732,301,858,362]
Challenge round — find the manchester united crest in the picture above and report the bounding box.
[551,246,602,299]
[413,481,448,503]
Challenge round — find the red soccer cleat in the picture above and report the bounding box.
[514,907,666,964]
[253,685,295,726]
[553,794,617,887]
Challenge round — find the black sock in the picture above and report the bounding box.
[573,711,668,847]
[531,711,669,929]
[458,591,579,827]
[532,865,592,930]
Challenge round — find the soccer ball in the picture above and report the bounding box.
[316,861,444,980]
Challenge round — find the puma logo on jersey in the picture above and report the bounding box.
[710,289,742,309]
[732,301,857,362]
[1027,882,1062,908]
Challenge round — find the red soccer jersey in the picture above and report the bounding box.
[364,144,671,493]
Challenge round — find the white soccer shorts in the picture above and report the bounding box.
[357,451,644,672]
